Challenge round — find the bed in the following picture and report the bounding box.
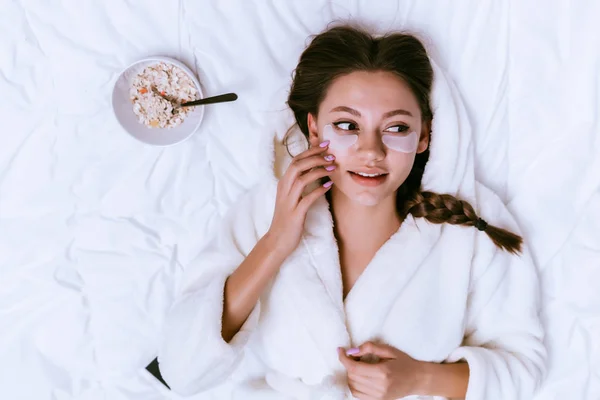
[1,0,598,399]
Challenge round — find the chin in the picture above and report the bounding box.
[351,193,383,206]
[332,173,400,207]
[336,185,391,207]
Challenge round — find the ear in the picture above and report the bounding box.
[417,119,431,154]
[307,113,320,148]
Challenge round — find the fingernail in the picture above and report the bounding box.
[319,140,330,148]
[346,348,360,356]
[324,155,335,161]
[325,165,336,171]
[323,181,333,188]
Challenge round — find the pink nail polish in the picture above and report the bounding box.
[323,181,333,188]
[319,140,330,148]
[346,348,360,356]
[325,165,336,171]
[324,155,335,161]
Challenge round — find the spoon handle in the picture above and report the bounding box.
[181,93,238,107]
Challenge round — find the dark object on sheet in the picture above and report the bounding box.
[146,357,170,389]
[181,92,238,107]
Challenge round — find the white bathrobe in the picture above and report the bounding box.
[158,60,547,400]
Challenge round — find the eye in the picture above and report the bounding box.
[333,121,358,131]
[384,125,410,134]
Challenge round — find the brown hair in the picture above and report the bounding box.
[287,25,523,254]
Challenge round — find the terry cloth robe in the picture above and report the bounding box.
[157,59,547,400]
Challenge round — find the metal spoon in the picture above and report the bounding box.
[152,87,237,109]
[181,93,238,107]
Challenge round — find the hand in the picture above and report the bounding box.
[338,342,424,400]
[266,140,335,259]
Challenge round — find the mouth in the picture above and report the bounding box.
[348,170,388,187]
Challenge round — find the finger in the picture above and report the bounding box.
[353,341,398,360]
[288,152,334,177]
[338,348,381,378]
[347,373,377,389]
[350,361,382,379]
[292,140,329,170]
[290,166,335,201]
[338,347,353,369]
[297,181,332,214]
[294,155,336,181]
[347,373,385,398]
[338,347,363,372]
[348,378,382,398]
[281,153,334,193]
[294,140,330,161]
[347,383,378,400]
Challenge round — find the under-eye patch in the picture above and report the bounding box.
[322,124,358,150]
[381,131,419,153]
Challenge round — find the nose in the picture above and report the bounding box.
[355,131,385,164]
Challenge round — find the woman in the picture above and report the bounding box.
[158,25,546,400]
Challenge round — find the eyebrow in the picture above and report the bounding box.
[330,106,413,118]
[383,109,413,118]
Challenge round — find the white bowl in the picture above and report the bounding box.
[111,56,204,146]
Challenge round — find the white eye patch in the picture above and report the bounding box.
[322,124,419,153]
[381,131,419,153]
[322,124,358,151]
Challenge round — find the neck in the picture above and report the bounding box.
[329,188,401,245]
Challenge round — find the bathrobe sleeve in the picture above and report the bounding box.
[158,181,274,397]
[446,185,547,400]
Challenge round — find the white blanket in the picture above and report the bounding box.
[1,0,598,399]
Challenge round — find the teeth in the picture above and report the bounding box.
[356,172,382,177]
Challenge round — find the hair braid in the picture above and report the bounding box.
[403,191,524,255]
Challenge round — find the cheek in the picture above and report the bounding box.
[386,153,417,181]
[327,147,351,161]
[327,150,358,176]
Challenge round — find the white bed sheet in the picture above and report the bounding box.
[0,0,598,399]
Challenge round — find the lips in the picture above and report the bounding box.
[348,171,388,187]
[353,172,385,177]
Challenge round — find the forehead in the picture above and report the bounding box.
[319,70,420,116]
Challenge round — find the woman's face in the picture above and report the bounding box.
[308,71,430,207]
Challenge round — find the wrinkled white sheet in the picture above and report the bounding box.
[0,0,598,399]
